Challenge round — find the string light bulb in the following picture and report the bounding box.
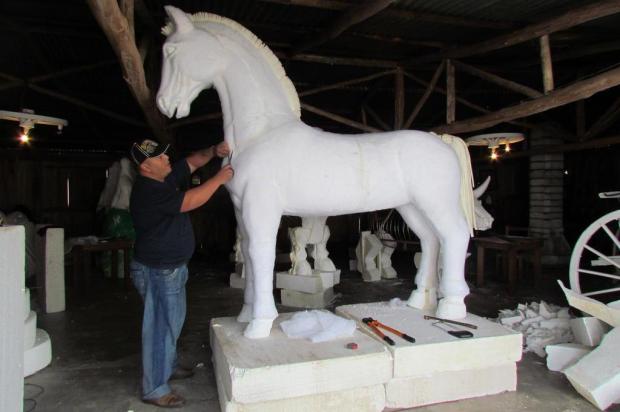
[504,143,511,152]
[490,147,498,160]
[19,132,30,144]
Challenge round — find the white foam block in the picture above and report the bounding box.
[0,226,25,412]
[229,273,245,289]
[44,228,65,313]
[23,329,52,377]
[546,343,592,372]
[336,302,522,378]
[216,364,385,412]
[281,288,335,309]
[571,317,610,347]
[276,272,338,294]
[564,327,620,410]
[210,314,392,404]
[385,363,517,408]
[23,311,37,350]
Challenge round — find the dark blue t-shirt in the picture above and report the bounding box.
[130,159,195,269]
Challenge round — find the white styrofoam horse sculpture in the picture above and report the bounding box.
[157,7,478,338]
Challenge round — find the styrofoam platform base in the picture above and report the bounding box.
[336,302,522,408]
[24,329,52,377]
[385,363,516,408]
[281,288,335,308]
[210,313,391,408]
[276,271,340,294]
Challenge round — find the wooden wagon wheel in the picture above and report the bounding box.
[569,209,620,302]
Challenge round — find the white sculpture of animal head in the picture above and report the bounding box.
[473,176,493,231]
[157,7,229,118]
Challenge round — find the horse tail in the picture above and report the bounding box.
[433,133,476,236]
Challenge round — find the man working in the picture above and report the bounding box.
[129,138,233,408]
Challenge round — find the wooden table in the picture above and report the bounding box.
[72,238,134,290]
[473,235,543,292]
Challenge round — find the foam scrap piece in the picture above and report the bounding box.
[280,310,356,343]
[546,343,592,372]
[564,328,620,410]
[558,281,620,327]
[570,317,611,347]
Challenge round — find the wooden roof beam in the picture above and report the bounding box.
[261,0,513,30]
[409,0,620,64]
[432,66,620,134]
[292,0,395,55]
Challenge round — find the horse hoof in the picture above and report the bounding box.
[236,304,253,323]
[435,297,466,320]
[243,319,275,339]
[407,288,437,310]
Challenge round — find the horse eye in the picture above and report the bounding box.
[164,44,177,57]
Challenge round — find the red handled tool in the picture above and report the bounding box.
[362,317,416,345]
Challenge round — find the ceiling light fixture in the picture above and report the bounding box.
[466,132,525,160]
[0,109,68,143]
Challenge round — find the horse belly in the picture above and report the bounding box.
[281,165,409,216]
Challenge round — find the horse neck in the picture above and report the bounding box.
[213,52,298,151]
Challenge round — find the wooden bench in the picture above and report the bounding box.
[473,235,543,292]
[72,238,133,290]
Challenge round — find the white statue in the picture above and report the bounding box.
[97,158,137,211]
[157,7,480,338]
[289,216,336,276]
[473,176,494,231]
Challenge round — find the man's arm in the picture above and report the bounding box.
[180,165,234,212]
[185,141,230,173]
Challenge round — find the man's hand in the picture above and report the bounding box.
[215,164,234,184]
[214,141,230,158]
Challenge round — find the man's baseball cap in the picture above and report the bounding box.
[130,139,170,165]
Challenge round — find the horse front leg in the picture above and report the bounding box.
[239,203,282,339]
[234,208,254,323]
[396,205,440,310]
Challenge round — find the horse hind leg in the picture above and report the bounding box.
[396,204,440,310]
[234,209,254,322]
[422,206,471,320]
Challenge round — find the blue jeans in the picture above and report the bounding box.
[130,260,188,400]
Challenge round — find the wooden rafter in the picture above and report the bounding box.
[403,70,532,129]
[292,0,395,55]
[87,0,170,142]
[446,60,455,124]
[299,70,395,97]
[409,0,620,64]
[490,135,620,161]
[584,96,620,140]
[452,60,542,99]
[539,35,554,93]
[301,102,381,132]
[260,0,513,30]
[28,84,146,127]
[404,61,444,129]
[432,66,620,134]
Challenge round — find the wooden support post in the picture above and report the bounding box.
[394,67,405,129]
[540,35,554,94]
[87,0,170,142]
[446,59,455,124]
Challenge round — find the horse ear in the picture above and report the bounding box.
[164,5,194,35]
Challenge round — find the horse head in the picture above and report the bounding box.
[473,176,494,231]
[157,6,228,119]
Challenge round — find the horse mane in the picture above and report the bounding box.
[162,12,301,118]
